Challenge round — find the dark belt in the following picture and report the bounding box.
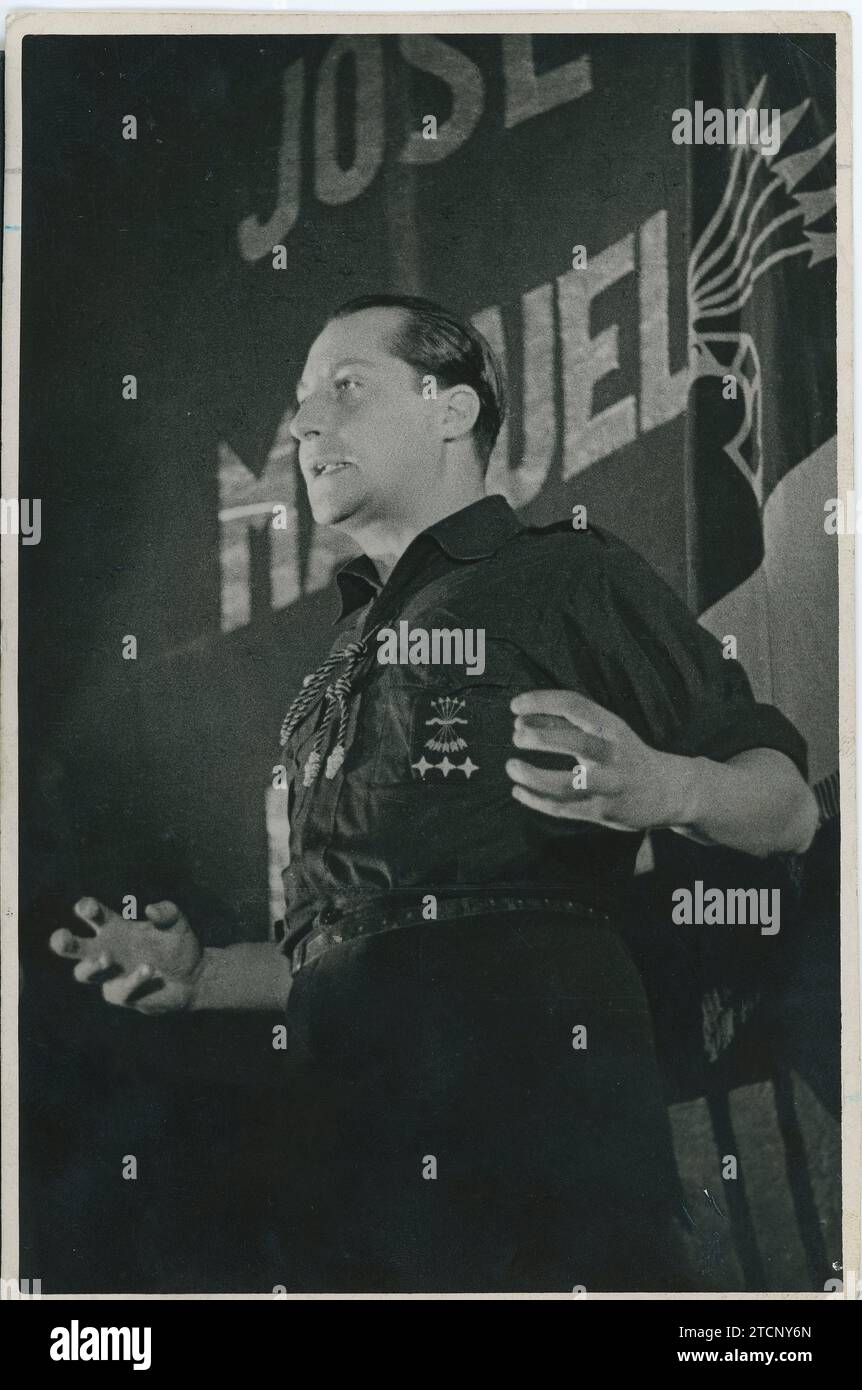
[287,890,613,976]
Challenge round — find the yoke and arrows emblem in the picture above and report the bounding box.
[425,695,468,752]
[411,696,479,780]
[688,75,836,503]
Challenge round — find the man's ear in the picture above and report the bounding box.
[440,384,481,443]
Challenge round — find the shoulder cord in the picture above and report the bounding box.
[279,625,382,786]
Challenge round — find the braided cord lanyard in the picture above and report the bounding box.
[279,626,382,786]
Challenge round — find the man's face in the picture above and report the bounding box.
[290,308,443,529]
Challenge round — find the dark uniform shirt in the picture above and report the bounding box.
[278,494,807,947]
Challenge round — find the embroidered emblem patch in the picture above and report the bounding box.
[411,695,480,780]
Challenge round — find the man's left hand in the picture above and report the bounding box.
[506,689,694,831]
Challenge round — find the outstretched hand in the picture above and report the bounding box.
[49,897,204,1014]
[506,689,694,831]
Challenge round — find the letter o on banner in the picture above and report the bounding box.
[315,37,385,206]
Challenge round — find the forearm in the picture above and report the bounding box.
[667,747,819,857]
[190,941,294,1012]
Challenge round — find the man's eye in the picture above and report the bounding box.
[335,378,361,393]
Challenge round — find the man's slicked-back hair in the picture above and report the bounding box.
[329,293,507,468]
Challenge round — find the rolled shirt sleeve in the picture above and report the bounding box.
[538,527,809,781]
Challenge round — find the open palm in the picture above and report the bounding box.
[50,897,203,1014]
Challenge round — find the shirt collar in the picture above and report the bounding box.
[334,493,525,622]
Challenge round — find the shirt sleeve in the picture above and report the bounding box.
[539,528,809,780]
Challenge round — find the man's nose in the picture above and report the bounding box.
[289,403,313,442]
[290,392,329,441]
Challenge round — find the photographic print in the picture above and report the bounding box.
[1,10,855,1302]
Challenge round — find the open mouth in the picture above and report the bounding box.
[311,460,353,478]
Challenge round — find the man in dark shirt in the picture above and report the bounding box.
[52,294,818,1293]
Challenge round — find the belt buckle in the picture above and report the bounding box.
[290,903,344,976]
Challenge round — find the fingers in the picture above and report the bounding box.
[73,952,114,984]
[512,714,611,763]
[101,964,156,1008]
[53,898,168,1010]
[71,953,164,1010]
[507,761,570,799]
[51,930,118,983]
[510,782,629,828]
[73,896,110,931]
[511,689,616,735]
[50,897,118,961]
[50,927,86,960]
[506,760,618,801]
[144,901,181,929]
[510,784,594,820]
[51,929,124,987]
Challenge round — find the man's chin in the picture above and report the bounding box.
[305,471,375,529]
[309,494,363,529]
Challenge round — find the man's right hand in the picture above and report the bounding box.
[50,898,204,1014]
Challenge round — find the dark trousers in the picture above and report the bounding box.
[277,908,697,1293]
